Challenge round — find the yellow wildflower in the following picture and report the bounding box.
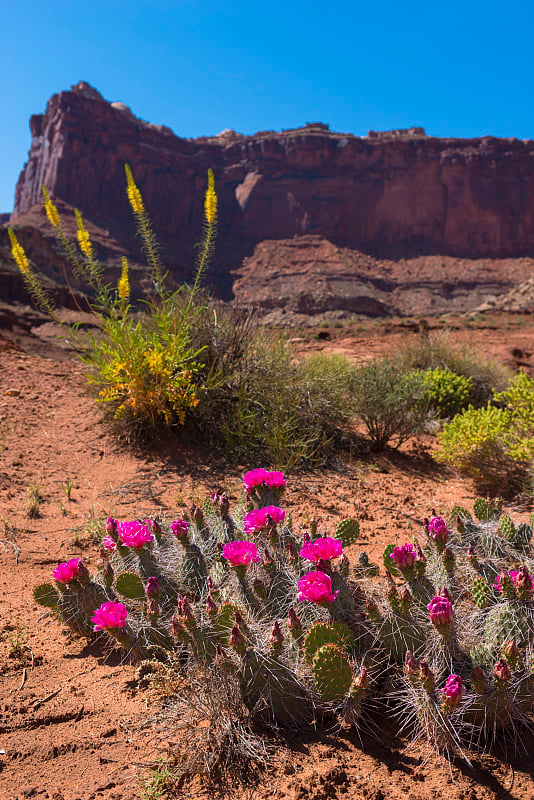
[204,168,217,224]
[42,186,61,229]
[118,256,130,303]
[124,164,144,215]
[8,227,30,275]
[74,208,94,259]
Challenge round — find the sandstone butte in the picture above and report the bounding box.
[4,80,534,317]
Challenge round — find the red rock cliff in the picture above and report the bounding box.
[12,82,534,299]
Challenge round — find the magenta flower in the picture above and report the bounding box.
[117,520,154,549]
[170,519,189,539]
[428,516,450,547]
[494,569,534,593]
[427,595,454,628]
[390,543,417,569]
[91,600,128,631]
[102,535,117,551]
[53,558,85,585]
[145,577,161,600]
[300,536,343,563]
[105,517,118,535]
[243,468,286,493]
[440,674,464,710]
[297,570,339,604]
[222,540,260,567]
[244,505,286,534]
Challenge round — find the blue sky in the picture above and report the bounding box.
[2,0,533,212]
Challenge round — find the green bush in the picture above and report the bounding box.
[437,372,534,495]
[420,367,473,418]
[397,329,511,406]
[351,358,429,449]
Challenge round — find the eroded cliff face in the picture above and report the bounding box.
[9,82,534,312]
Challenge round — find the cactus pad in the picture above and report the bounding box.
[214,602,249,640]
[303,621,355,664]
[115,571,146,600]
[472,576,490,609]
[312,643,353,701]
[485,601,531,648]
[473,497,498,522]
[499,514,516,542]
[33,582,60,609]
[335,518,360,548]
[241,648,314,726]
[514,523,533,550]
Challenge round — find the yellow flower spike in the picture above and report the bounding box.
[41,186,61,229]
[8,227,30,275]
[204,168,217,224]
[124,164,144,215]
[118,256,130,303]
[74,208,94,259]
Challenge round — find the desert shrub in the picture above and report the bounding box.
[34,470,534,770]
[420,367,474,418]
[351,358,429,449]
[437,372,534,496]
[398,329,511,406]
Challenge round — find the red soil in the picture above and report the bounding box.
[1,311,534,800]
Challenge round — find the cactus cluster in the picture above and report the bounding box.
[34,483,534,761]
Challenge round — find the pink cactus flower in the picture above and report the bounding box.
[440,674,464,710]
[145,577,161,600]
[390,543,417,569]
[117,520,154,549]
[427,595,454,628]
[428,515,450,546]
[170,519,189,539]
[91,600,128,631]
[102,535,117,551]
[494,569,534,593]
[222,540,260,567]
[300,536,343,563]
[297,570,339,604]
[243,468,286,493]
[244,506,285,534]
[105,517,118,535]
[52,558,85,585]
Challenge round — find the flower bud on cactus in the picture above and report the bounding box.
[389,543,417,580]
[495,572,516,600]
[180,597,196,628]
[229,624,246,655]
[101,557,114,589]
[172,615,188,641]
[471,665,486,694]
[351,666,370,700]
[287,607,303,640]
[170,519,189,541]
[442,547,455,574]
[105,517,119,540]
[419,661,435,693]
[263,547,275,571]
[494,658,512,687]
[428,515,450,551]
[398,585,412,614]
[515,566,533,600]
[404,651,419,684]
[440,674,464,712]
[146,598,159,619]
[427,595,454,633]
[302,531,311,544]
[206,594,218,616]
[145,577,161,601]
[270,620,285,657]
[502,639,520,669]
[190,504,204,527]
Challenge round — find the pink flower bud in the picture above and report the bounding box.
[270,620,284,645]
[180,597,195,625]
[105,517,118,537]
[440,674,464,711]
[404,651,419,676]
[145,577,161,600]
[170,519,189,540]
[419,661,435,692]
[390,543,417,570]
[428,515,450,547]
[502,639,520,667]
[229,624,246,650]
[287,607,302,630]
[146,598,159,617]
[297,570,339,604]
[206,595,218,616]
[494,658,512,685]
[427,595,454,629]
[234,610,246,628]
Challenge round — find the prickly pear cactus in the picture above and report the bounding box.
[335,518,360,548]
[472,577,491,609]
[303,621,355,664]
[499,513,515,542]
[33,583,60,609]
[473,497,499,522]
[241,648,315,726]
[115,571,146,600]
[484,602,531,648]
[312,643,353,702]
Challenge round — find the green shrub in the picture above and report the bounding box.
[351,358,429,449]
[420,367,473,418]
[494,370,534,462]
[397,329,511,406]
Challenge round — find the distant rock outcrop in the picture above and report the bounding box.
[8,82,534,313]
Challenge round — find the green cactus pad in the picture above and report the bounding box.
[115,571,146,600]
[499,513,516,541]
[472,576,490,609]
[180,542,208,596]
[303,621,355,664]
[241,648,314,726]
[484,601,531,648]
[33,582,60,609]
[514,523,533,550]
[335,518,360,548]
[473,497,495,522]
[312,643,353,702]
[449,504,472,522]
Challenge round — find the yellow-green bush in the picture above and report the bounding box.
[438,371,534,495]
[420,367,473,418]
